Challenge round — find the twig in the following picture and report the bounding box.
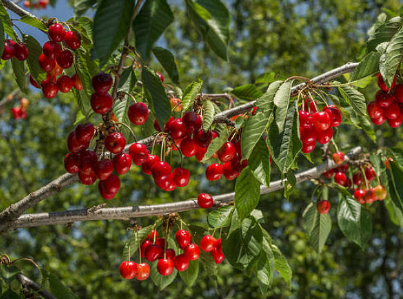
[2,0,39,19]
[16,273,57,299]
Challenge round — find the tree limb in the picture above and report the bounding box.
[7,146,362,231]
[2,0,39,19]
[16,273,57,299]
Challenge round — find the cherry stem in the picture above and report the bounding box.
[122,91,137,103]
[331,140,340,153]
[360,166,369,190]
[322,185,329,200]
[12,258,41,275]
[307,91,319,111]
[312,89,329,107]
[171,139,183,166]
[115,122,137,142]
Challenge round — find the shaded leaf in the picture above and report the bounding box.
[11,58,28,94]
[235,166,261,221]
[152,47,179,84]
[241,111,269,159]
[387,161,403,213]
[24,35,46,84]
[248,136,270,188]
[181,80,203,111]
[207,205,234,228]
[380,26,403,88]
[338,85,367,116]
[255,80,282,114]
[74,0,97,18]
[1,265,19,284]
[122,225,153,260]
[202,128,229,162]
[48,272,79,299]
[231,84,263,101]
[350,51,380,82]
[0,1,15,39]
[202,100,215,130]
[150,262,178,290]
[274,81,293,133]
[367,16,402,52]
[271,244,292,285]
[179,259,199,287]
[0,289,21,299]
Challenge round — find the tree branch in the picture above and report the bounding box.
[7,146,362,231]
[16,273,57,299]
[2,0,39,19]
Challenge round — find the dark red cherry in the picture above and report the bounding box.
[67,131,88,153]
[173,167,190,187]
[377,73,395,92]
[312,112,331,131]
[14,43,29,61]
[301,142,315,154]
[157,259,174,276]
[387,113,403,128]
[300,127,317,144]
[183,111,202,134]
[119,261,137,280]
[48,23,66,42]
[167,118,186,140]
[354,189,365,203]
[64,31,81,50]
[367,101,383,119]
[90,92,113,114]
[206,163,223,181]
[42,41,61,60]
[145,244,163,262]
[211,242,225,264]
[42,81,58,99]
[142,154,159,174]
[156,72,164,83]
[94,159,113,180]
[195,145,208,162]
[140,240,152,257]
[103,173,120,194]
[128,102,149,125]
[371,114,386,125]
[194,129,213,148]
[56,50,73,69]
[113,153,132,175]
[30,75,40,88]
[222,162,238,180]
[1,39,15,60]
[317,200,330,214]
[72,74,83,90]
[353,172,362,186]
[384,102,400,120]
[334,172,347,186]
[78,170,97,185]
[180,137,197,157]
[184,244,200,261]
[217,142,236,163]
[79,150,97,175]
[155,238,166,248]
[64,153,80,173]
[173,254,189,272]
[175,230,191,248]
[200,235,217,252]
[322,169,334,179]
[316,127,333,145]
[104,132,126,154]
[375,90,394,108]
[92,73,113,94]
[135,263,150,281]
[197,193,213,208]
[323,105,342,127]
[151,161,172,181]
[39,53,56,72]
[129,143,148,166]
[146,230,158,241]
[365,167,376,181]
[154,119,162,131]
[165,249,175,260]
[75,123,95,143]
[394,84,403,103]
[56,75,73,93]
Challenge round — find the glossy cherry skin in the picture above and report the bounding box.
[332,152,345,165]
[146,230,158,241]
[173,254,189,272]
[173,167,190,187]
[217,142,236,163]
[352,172,362,186]
[103,173,120,194]
[180,137,197,157]
[157,259,174,276]
[48,23,66,42]
[14,43,29,61]
[43,41,61,60]
[316,127,333,145]
[151,161,172,181]
[156,72,164,83]
[184,243,200,261]
[371,114,386,125]
[387,113,403,128]
[119,261,137,279]
[197,193,213,208]
[312,111,331,131]
[195,145,208,162]
[165,248,176,260]
[145,244,163,262]
[92,73,113,94]
[300,127,317,144]
[222,162,238,180]
[56,50,73,69]
[78,170,97,185]
[94,159,113,180]
[64,31,81,50]
[142,154,159,174]
[56,75,73,93]
[155,238,165,248]
[1,40,15,60]
[113,153,132,174]
[200,235,217,252]
[135,263,150,281]
[128,143,147,166]
[175,230,191,248]
[365,167,376,181]
[67,131,89,153]
[317,200,330,214]
[301,142,315,154]
[384,102,400,120]
[98,181,117,200]
[72,74,83,90]
[394,84,403,103]
[367,101,383,119]
[64,153,80,173]
[364,189,377,204]
[206,163,223,181]
[79,150,97,175]
[373,185,387,200]
[140,240,152,258]
[90,92,113,114]
[42,82,58,99]
[128,102,149,125]
[183,111,202,134]
[39,53,56,72]
[334,172,347,186]
[75,123,95,143]
[167,118,187,140]
[377,73,395,92]
[354,189,366,203]
[211,239,225,264]
[104,132,126,154]
[375,90,394,108]
[323,106,342,127]
[194,129,213,148]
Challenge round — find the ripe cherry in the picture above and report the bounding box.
[206,163,223,181]
[332,152,345,165]
[156,72,164,82]
[194,129,213,148]
[301,142,315,154]
[317,200,330,214]
[1,40,15,60]
[79,150,97,175]
[167,118,187,140]
[183,111,202,134]
[173,254,189,272]
[354,189,366,203]
[78,170,97,185]
[365,167,376,181]
[175,230,191,248]
[129,143,148,166]
[128,102,149,125]
[75,123,95,143]
[337,164,349,173]
[322,169,334,179]
[90,93,113,114]
[385,157,393,169]
[195,146,208,162]
[353,172,362,186]
[165,249,175,260]
[145,244,163,262]
[371,114,386,125]
[14,43,28,61]
[198,193,213,208]
[39,53,56,72]
[394,84,403,103]
[364,189,377,204]
[72,74,83,90]
[49,63,63,77]
[42,82,58,99]
[375,90,394,108]
[300,127,317,144]
[103,173,120,194]
[56,75,73,93]
[377,73,395,92]
[200,235,217,252]
[211,245,225,264]
[217,142,236,163]
[180,137,197,157]
[312,111,331,131]
[316,127,333,145]
[173,167,190,187]
[387,114,403,128]
[67,131,88,153]
[222,162,238,180]
[113,153,132,174]
[367,101,383,119]
[56,50,73,69]
[323,105,342,127]
[104,132,126,154]
[135,263,150,281]
[92,73,113,94]
[157,259,174,276]
[119,261,137,279]
[151,161,172,181]
[48,23,66,42]
[64,31,81,50]
[142,154,159,175]
[140,240,151,258]
[30,75,40,88]
[373,185,387,200]
[384,102,400,120]
[64,153,80,173]
[184,244,200,261]
[334,172,347,186]
[170,97,182,112]
[43,41,61,60]
[146,230,158,241]
[94,159,113,180]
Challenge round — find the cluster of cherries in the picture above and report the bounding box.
[367,73,403,128]
[30,23,83,99]
[322,152,387,204]
[23,0,48,9]
[11,98,29,120]
[1,39,28,61]
[120,229,224,280]
[299,99,342,154]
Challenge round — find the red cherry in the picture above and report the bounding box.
[200,235,217,252]
[135,263,150,281]
[180,137,197,157]
[104,132,126,154]
[155,238,166,248]
[173,167,190,187]
[364,189,377,204]
[75,123,95,143]
[30,75,40,88]
[79,150,97,174]
[377,73,396,92]
[154,119,162,131]
[222,162,238,180]
[323,105,342,127]
[39,53,56,72]
[56,50,73,69]
[352,172,362,186]
[71,74,84,90]
[301,142,316,154]
[354,189,365,203]
[156,72,164,82]
[332,152,345,165]
[365,167,376,181]
[337,164,349,173]
[175,230,191,248]
[211,243,225,264]
[146,230,158,241]
[394,84,403,103]
[128,102,149,125]
[303,98,317,112]
[103,173,120,194]
[64,31,81,50]
[375,90,394,108]
[142,154,159,174]
[206,163,223,181]
[334,172,347,186]
[317,200,330,214]
[157,259,174,276]
[312,111,331,131]
[145,244,163,262]
[14,43,28,61]
[113,153,132,174]
[373,185,387,200]
[371,114,386,125]
[194,129,213,148]
[94,159,113,180]
[197,193,213,208]
[48,23,66,42]
[56,75,73,93]
[184,243,200,261]
[165,248,176,260]
[42,41,61,60]
[387,113,403,128]
[67,131,88,153]
[151,161,172,181]
[384,102,400,120]
[166,118,187,140]
[385,157,393,169]
[316,127,333,144]
[299,110,311,126]
[140,240,152,258]
[195,145,208,162]
[90,92,113,114]
[322,169,334,179]
[173,254,189,272]
[367,101,383,119]
[217,142,236,163]
[300,127,317,144]
[64,153,80,173]
[78,170,97,185]
[129,143,148,166]
[183,111,202,134]
[1,40,15,60]
[42,81,58,99]
[92,73,113,94]
[119,261,137,279]
[344,177,352,189]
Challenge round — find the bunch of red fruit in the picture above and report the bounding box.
[11,98,29,120]
[367,73,403,128]
[23,0,48,9]
[299,99,342,154]
[30,23,83,99]
[1,39,28,61]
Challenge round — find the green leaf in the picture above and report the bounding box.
[222,217,263,270]
[0,21,4,59]
[350,52,380,82]
[185,0,230,61]
[48,272,79,299]
[302,202,332,253]
[338,85,367,116]
[241,111,269,159]
[0,289,21,299]
[202,100,215,130]
[93,0,135,66]
[274,81,293,133]
[387,161,403,213]
[0,1,15,40]
[388,147,403,166]
[19,16,47,31]
[150,261,178,290]
[74,0,97,18]
[337,195,372,249]
[122,225,153,260]
[202,128,229,162]
[207,205,234,228]
[267,101,301,174]
[11,58,28,94]
[179,259,199,287]
[113,97,130,124]
[248,137,270,188]
[256,252,273,295]
[255,81,282,114]
[181,80,203,111]
[367,16,402,52]
[133,0,174,61]
[385,195,403,227]
[142,67,171,128]
[152,47,179,84]
[235,166,261,221]
[74,110,86,125]
[380,26,403,88]
[73,48,94,113]
[234,116,244,129]
[24,35,46,84]
[1,265,19,284]
[357,113,376,142]
[231,84,263,101]
[271,244,292,285]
